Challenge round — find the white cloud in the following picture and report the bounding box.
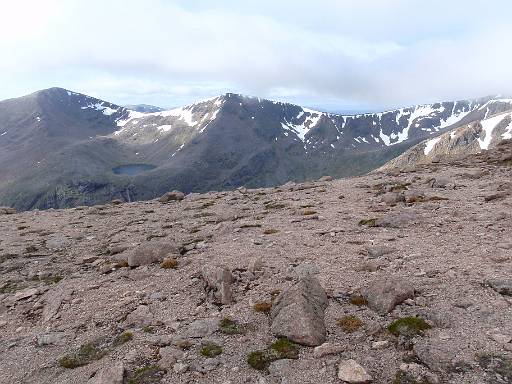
[0,0,511,110]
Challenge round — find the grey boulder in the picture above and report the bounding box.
[270,276,328,346]
[159,190,185,203]
[201,265,233,305]
[363,277,414,314]
[126,242,177,267]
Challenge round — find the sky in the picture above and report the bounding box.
[1,0,512,112]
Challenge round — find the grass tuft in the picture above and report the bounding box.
[253,301,272,313]
[336,315,363,333]
[160,258,178,269]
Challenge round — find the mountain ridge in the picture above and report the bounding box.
[1,87,511,211]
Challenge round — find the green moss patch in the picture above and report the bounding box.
[113,331,133,346]
[358,218,378,227]
[59,340,108,369]
[247,338,299,371]
[200,342,223,358]
[128,365,166,384]
[393,370,436,384]
[59,331,134,369]
[270,338,299,359]
[388,317,431,337]
[219,317,245,335]
[477,354,512,383]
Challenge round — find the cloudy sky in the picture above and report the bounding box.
[1,0,511,112]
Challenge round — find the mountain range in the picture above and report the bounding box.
[1,87,511,210]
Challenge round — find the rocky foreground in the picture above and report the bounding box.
[0,142,511,384]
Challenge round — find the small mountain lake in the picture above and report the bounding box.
[112,163,157,176]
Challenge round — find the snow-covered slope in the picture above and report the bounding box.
[379,109,512,170]
[109,93,512,156]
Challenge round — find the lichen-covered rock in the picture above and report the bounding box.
[270,276,328,346]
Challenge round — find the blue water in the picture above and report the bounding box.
[112,164,156,176]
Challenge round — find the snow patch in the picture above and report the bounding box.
[81,102,119,116]
[424,137,442,155]
[478,114,507,150]
[281,108,325,141]
[157,125,173,132]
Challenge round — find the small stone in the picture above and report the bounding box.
[248,257,263,273]
[404,190,425,203]
[319,175,333,182]
[173,362,189,374]
[371,340,390,350]
[313,342,344,358]
[415,297,427,306]
[337,359,372,383]
[492,334,512,344]
[366,245,396,258]
[13,288,39,301]
[36,332,66,346]
[381,192,405,205]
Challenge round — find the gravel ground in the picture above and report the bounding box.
[0,142,511,384]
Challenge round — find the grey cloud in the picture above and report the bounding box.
[0,0,511,110]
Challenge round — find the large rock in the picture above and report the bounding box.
[381,192,405,205]
[159,190,185,203]
[126,242,177,267]
[124,305,154,327]
[270,276,328,346]
[183,318,220,338]
[363,277,414,314]
[201,265,233,305]
[88,361,124,384]
[337,359,372,383]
